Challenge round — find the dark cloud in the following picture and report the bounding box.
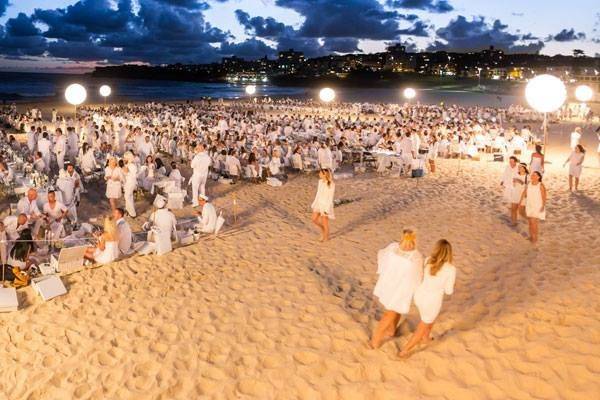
[160,0,211,10]
[235,9,288,38]
[398,20,429,37]
[0,0,9,17]
[427,16,544,54]
[386,0,453,13]
[547,28,586,42]
[322,37,361,54]
[219,38,277,59]
[275,0,408,40]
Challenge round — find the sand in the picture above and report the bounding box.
[1,104,600,399]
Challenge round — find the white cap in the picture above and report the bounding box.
[154,194,167,209]
[198,194,209,201]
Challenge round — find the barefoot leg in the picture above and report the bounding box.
[370,310,398,349]
[399,321,432,357]
[321,215,329,241]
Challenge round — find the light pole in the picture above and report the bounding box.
[477,67,482,89]
[65,83,87,118]
[525,74,566,160]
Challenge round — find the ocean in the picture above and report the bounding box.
[0,71,523,107]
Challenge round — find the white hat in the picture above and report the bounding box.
[198,194,209,201]
[153,194,167,209]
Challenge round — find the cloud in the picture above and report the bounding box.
[546,28,586,42]
[219,38,277,59]
[0,0,9,17]
[235,9,288,38]
[322,37,361,54]
[275,0,411,40]
[427,15,544,54]
[386,0,453,13]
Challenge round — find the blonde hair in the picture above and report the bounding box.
[428,239,453,276]
[320,169,333,187]
[399,229,416,249]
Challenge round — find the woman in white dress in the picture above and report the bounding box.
[399,239,456,358]
[370,229,423,349]
[104,157,123,211]
[563,144,585,192]
[529,144,544,176]
[510,163,528,226]
[84,217,120,265]
[500,156,519,204]
[311,169,335,242]
[519,171,547,244]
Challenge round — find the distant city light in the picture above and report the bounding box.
[525,74,566,113]
[65,84,87,106]
[99,85,111,97]
[319,87,335,102]
[403,88,416,100]
[245,85,256,95]
[575,85,593,102]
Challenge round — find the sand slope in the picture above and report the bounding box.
[1,156,599,399]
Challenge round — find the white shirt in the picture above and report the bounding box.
[17,197,41,218]
[191,152,211,176]
[116,218,132,254]
[151,208,177,238]
[43,201,67,220]
[570,131,581,149]
[317,147,333,169]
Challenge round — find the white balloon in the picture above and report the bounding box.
[245,85,256,95]
[65,83,87,106]
[99,85,111,97]
[403,88,416,100]
[319,87,335,103]
[525,75,566,113]
[575,85,593,102]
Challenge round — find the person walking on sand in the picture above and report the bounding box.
[509,163,528,226]
[311,169,335,242]
[520,171,547,244]
[370,229,423,349]
[564,144,585,192]
[399,239,456,358]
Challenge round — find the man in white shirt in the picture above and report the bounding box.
[26,126,37,153]
[32,151,46,173]
[17,188,43,236]
[196,194,217,233]
[54,128,67,171]
[147,195,177,255]
[570,127,582,150]
[317,144,333,170]
[2,213,29,241]
[66,127,79,164]
[190,144,211,206]
[42,190,68,239]
[113,208,132,255]
[399,132,415,174]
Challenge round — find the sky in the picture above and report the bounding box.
[0,0,598,72]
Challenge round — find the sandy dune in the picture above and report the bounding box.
[1,150,599,399]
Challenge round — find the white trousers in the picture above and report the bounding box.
[191,174,207,206]
[56,152,65,171]
[124,184,136,217]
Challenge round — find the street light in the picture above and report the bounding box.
[403,87,416,101]
[319,87,335,103]
[245,85,256,95]
[575,84,593,103]
[525,74,566,156]
[65,83,87,118]
[99,84,111,104]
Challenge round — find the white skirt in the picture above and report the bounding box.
[106,180,122,199]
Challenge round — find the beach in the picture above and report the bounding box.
[1,98,599,399]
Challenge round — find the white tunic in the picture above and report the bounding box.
[568,152,584,178]
[311,180,335,219]
[414,261,456,323]
[105,167,123,199]
[525,183,545,220]
[373,244,423,314]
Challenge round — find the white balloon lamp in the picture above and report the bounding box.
[99,84,111,98]
[403,87,416,101]
[319,87,335,103]
[575,85,593,103]
[525,74,566,158]
[245,85,256,95]
[65,83,87,118]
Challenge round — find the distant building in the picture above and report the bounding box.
[278,49,305,73]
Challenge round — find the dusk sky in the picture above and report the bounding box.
[0,0,598,72]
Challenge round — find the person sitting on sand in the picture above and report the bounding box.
[84,216,120,265]
[113,208,132,256]
[370,229,424,349]
[146,195,177,255]
[399,239,456,358]
[196,194,217,234]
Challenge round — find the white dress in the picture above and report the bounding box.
[311,180,335,219]
[568,152,584,178]
[501,165,518,203]
[511,174,527,204]
[373,244,423,314]
[530,156,543,175]
[525,183,545,220]
[94,241,119,265]
[414,261,456,324]
[105,167,123,199]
